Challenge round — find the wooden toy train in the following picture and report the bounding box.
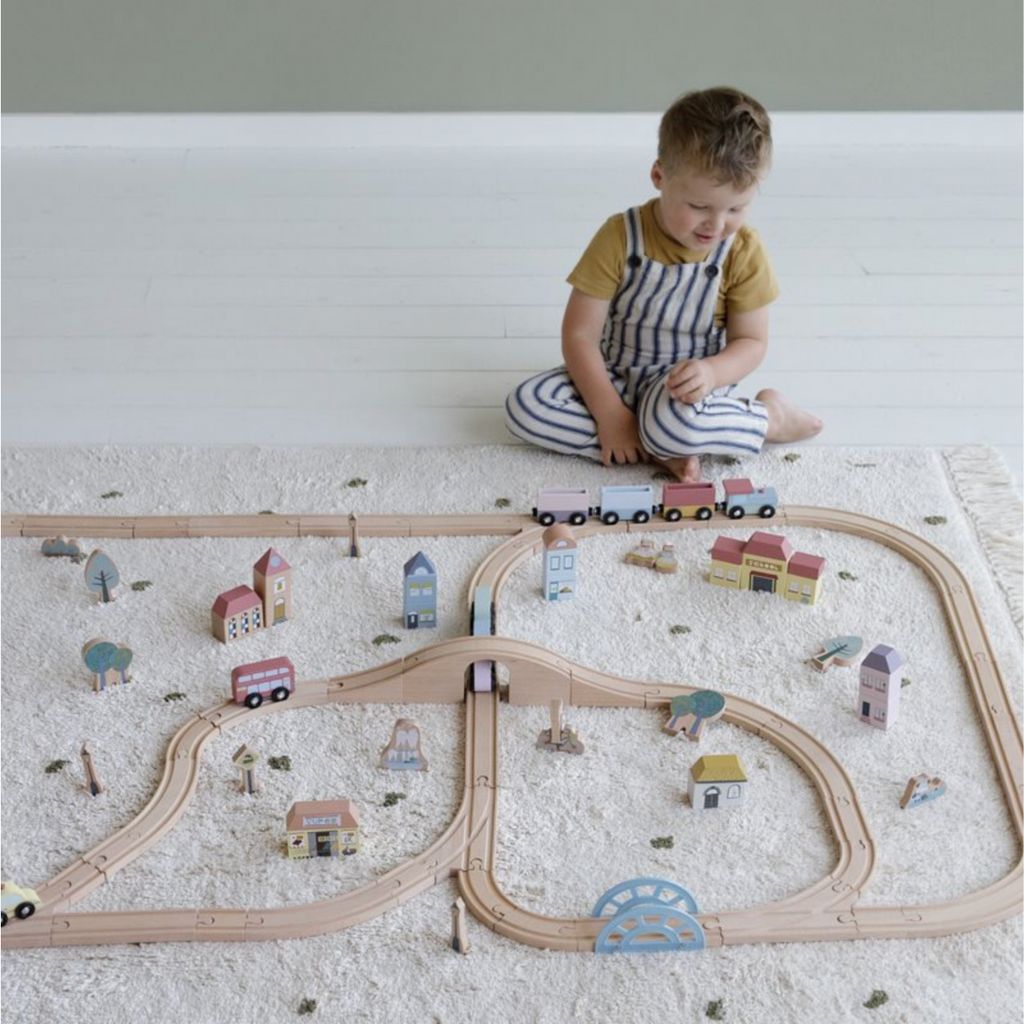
[533,479,778,527]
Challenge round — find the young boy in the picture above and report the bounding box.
[505,86,822,483]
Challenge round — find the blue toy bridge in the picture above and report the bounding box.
[592,877,705,954]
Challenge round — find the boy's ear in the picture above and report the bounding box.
[651,160,664,190]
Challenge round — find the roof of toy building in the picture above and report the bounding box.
[212,584,261,617]
[862,644,903,673]
[691,755,747,783]
[287,799,360,831]
[253,547,291,575]
[404,550,436,576]
[745,531,794,561]
[722,478,754,496]
[542,523,577,548]
[710,536,745,564]
[788,551,826,579]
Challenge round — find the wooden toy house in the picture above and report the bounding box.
[708,531,825,605]
[286,800,361,859]
[542,523,577,601]
[403,551,437,629]
[858,644,903,730]
[688,755,747,811]
[212,548,292,643]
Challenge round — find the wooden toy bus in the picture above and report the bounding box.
[230,656,296,709]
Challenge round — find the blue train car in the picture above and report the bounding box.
[471,584,495,637]
[718,478,778,519]
[594,485,657,525]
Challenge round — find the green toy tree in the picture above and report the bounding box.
[665,690,726,739]
[82,639,118,691]
[109,645,134,685]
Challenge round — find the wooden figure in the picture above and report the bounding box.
[80,742,104,796]
[542,523,577,601]
[81,636,133,692]
[811,635,863,671]
[707,532,825,605]
[84,548,120,603]
[536,699,585,754]
[379,718,429,771]
[624,539,657,569]
[655,543,678,575]
[451,896,469,954]
[232,744,261,795]
[286,800,361,859]
[858,644,903,730]
[41,536,83,558]
[348,513,361,558]
[664,691,726,741]
[688,755,747,811]
[403,551,437,629]
[900,774,946,809]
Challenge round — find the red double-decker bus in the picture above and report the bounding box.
[230,656,295,709]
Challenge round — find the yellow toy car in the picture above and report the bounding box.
[1,881,40,925]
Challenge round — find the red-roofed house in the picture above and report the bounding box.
[212,548,293,643]
[708,531,825,605]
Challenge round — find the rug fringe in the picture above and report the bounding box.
[943,446,1023,632]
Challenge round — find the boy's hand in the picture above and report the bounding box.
[596,406,648,467]
[667,359,718,404]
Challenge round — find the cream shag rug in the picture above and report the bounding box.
[1,444,1021,1024]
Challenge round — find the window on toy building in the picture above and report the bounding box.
[550,556,561,570]
[714,568,724,578]
[802,583,812,596]
[564,555,574,569]
[788,581,798,593]
[727,570,738,582]
[274,578,286,593]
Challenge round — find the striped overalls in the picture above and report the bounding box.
[505,207,769,461]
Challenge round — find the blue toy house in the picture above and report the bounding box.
[403,551,437,629]
[542,524,577,601]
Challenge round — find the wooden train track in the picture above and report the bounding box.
[1,506,1020,952]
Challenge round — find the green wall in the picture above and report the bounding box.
[3,0,1021,113]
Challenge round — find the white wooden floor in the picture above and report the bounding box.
[2,140,1022,484]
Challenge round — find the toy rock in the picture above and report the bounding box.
[380,718,429,771]
[41,536,83,558]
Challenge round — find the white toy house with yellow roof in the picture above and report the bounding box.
[688,755,748,811]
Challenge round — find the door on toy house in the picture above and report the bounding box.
[703,787,720,809]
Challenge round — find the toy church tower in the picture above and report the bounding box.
[253,548,292,628]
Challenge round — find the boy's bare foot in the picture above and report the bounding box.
[756,389,824,444]
[655,455,703,483]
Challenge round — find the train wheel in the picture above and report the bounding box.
[569,513,586,526]
[538,513,555,527]
[245,693,263,709]
[696,507,712,521]
[759,505,776,519]
[271,687,290,702]
[728,507,745,520]
[633,511,650,524]
[16,902,35,920]
[602,512,620,526]
[665,508,682,522]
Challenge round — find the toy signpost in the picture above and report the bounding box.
[233,744,261,795]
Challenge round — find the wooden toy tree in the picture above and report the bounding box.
[82,637,133,691]
[84,549,120,603]
[811,635,863,671]
[664,690,726,741]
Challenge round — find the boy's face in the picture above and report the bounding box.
[651,160,758,250]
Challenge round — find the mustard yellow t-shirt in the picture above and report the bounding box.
[567,199,779,332]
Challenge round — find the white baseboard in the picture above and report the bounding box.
[1,112,1021,148]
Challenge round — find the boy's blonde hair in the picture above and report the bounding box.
[658,86,772,190]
